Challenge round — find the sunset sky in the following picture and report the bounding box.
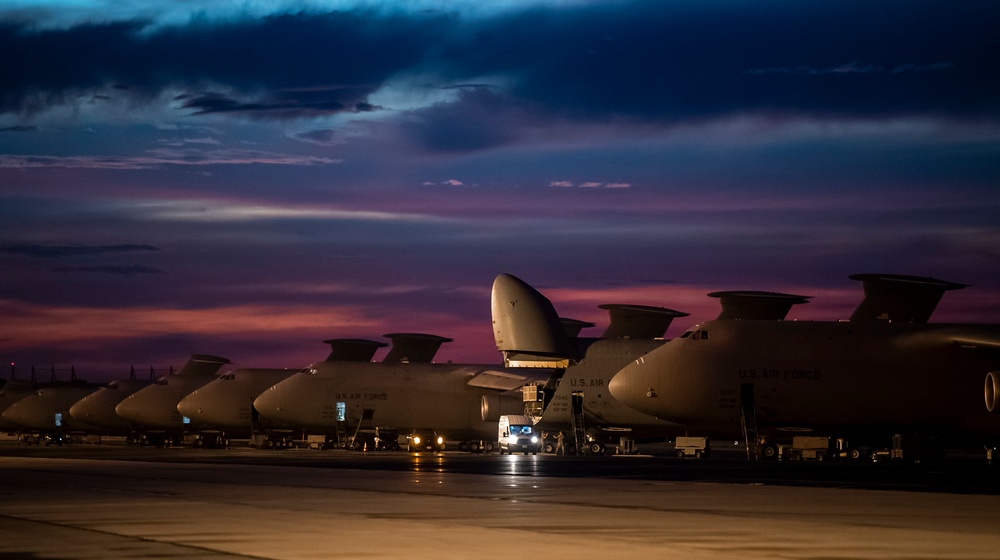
[2,1,998,381]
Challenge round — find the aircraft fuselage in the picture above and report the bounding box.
[609,320,1000,438]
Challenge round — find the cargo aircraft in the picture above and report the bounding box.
[253,333,547,451]
[490,273,810,454]
[69,366,158,438]
[609,274,1000,460]
[176,336,440,448]
[2,367,102,443]
[114,354,231,446]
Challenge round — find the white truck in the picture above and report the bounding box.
[498,415,541,455]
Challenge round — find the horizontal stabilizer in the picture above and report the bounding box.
[467,368,554,391]
[492,274,578,361]
[322,338,387,362]
[709,291,811,321]
[382,333,453,363]
[598,304,689,339]
[174,354,231,377]
[849,274,966,323]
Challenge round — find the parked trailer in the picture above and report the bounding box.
[788,436,830,461]
[674,436,708,458]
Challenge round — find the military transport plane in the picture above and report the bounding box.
[115,354,231,446]
[2,368,102,441]
[0,374,40,432]
[253,334,548,451]
[491,273,812,453]
[176,338,390,447]
[609,274,1000,460]
[69,367,157,436]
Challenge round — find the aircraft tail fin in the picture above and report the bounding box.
[849,274,966,323]
[323,338,387,362]
[174,354,231,377]
[560,317,595,338]
[492,274,577,367]
[598,303,689,338]
[709,291,811,321]
[382,333,453,363]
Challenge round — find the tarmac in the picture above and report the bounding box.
[1,448,999,559]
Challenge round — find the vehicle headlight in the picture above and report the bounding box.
[413,436,421,445]
[436,437,444,445]
[531,436,538,444]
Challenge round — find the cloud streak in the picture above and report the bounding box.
[0,149,338,169]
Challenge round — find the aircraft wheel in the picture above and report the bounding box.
[761,444,779,460]
[468,441,481,453]
[848,448,862,461]
[484,442,495,452]
[543,443,555,454]
[589,442,605,455]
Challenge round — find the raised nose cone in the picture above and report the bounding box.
[491,273,576,358]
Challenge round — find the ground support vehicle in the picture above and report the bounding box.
[407,428,445,452]
[675,436,709,458]
[498,415,541,455]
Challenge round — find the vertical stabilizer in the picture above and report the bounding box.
[382,333,453,363]
[598,304,689,339]
[174,354,231,377]
[709,291,811,321]
[560,318,595,338]
[849,274,966,323]
[492,274,577,366]
[323,338,387,362]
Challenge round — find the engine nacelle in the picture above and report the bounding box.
[481,395,501,422]
[481,394,524,422]
[985,371,1000,413]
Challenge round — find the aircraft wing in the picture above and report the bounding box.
[467,369,555,391]
[951,334,1000,353]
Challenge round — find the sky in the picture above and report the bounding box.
[1,0,998,381]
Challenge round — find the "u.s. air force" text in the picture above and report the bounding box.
[737,368,822,381]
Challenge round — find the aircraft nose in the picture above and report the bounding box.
[252,385,286,422]
[1,403,25,427]
[176,391,204,422]
[114,395,142,424]
[68,399,89,422]
[609,356,661,418]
